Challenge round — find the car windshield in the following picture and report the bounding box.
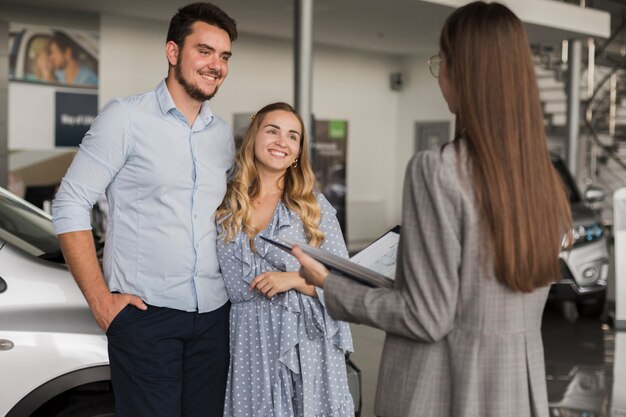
[0,188,61,259]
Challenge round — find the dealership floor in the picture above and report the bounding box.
[350,303,622,417]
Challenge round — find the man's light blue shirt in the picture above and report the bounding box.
[52,80,234,313]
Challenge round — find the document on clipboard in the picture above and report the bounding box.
[260,226,400,288]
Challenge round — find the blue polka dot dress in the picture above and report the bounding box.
[217,193,354,417]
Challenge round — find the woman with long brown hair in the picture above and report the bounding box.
[216,102,354,416]
[292,2,572,416]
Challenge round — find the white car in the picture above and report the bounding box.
[0,187,362,416]
[549,155,610,318]
[0,187,114,417]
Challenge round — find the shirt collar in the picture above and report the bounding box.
[156,80,215,127]
[156,79,176,115]
[198,100,215,127]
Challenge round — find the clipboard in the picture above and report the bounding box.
[260,234,396,288]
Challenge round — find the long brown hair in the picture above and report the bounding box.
[216,102,324,247]
[440,1,572,292]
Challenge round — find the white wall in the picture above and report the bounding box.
[0,3,99,169]
[99,13,429,248]
[0,4,98,30]
[3,7,452,248]
[313,48,401,246]
[99,14,167,105]
[100,14,297,113]
[394,53,454,221]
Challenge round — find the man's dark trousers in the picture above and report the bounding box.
[107,302,230,417]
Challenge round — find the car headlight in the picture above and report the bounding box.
[571,223,604,247]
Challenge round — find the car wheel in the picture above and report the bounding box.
[53,394,115,417]
[576,291,606,319]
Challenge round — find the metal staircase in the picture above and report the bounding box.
[533,0,626,227]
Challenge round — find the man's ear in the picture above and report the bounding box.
[165,41,179,66]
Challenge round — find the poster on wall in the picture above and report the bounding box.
[7,23,99,206]
[9,23,99,87]
[55,92,97,147]
[8,23,98,149]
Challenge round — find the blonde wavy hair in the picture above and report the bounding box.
[216,102,325,247]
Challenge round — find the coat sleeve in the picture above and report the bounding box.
[324,150,464,342]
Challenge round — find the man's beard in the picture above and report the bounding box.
[174,62,219,102]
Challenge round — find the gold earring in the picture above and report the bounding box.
[291,158,299,168]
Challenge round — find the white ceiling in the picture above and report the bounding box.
[0,0,451,55]
[0,0,611,56]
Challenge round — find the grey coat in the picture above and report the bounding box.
[325,144,550,417]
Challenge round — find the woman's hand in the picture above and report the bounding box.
[292,246,330,288]
[250,272,316,298]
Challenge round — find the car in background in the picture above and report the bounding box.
[0,186,362,416]
[550,155,609,318]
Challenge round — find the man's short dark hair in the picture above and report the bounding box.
[167,2,238,47]
[50,31,78,60]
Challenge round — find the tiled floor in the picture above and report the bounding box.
[349,302,618,417]
[348,324,386,416]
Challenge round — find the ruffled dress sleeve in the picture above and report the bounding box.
[251,194,354,354]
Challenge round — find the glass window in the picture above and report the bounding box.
[0,189,60,258]
[8,31,21,79]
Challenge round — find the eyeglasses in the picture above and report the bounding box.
[428,54,442,79]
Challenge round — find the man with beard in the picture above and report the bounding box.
[51,3,237,417]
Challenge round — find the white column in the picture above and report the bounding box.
[566,39,582,179]
[611,332,626,415]
[614,187,626,330]
[0,21,8,188]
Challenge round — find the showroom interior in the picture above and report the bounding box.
[0,0,625,416]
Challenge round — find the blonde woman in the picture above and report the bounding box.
[216,102,354,417]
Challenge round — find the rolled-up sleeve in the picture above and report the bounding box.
[52,99,132,234]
